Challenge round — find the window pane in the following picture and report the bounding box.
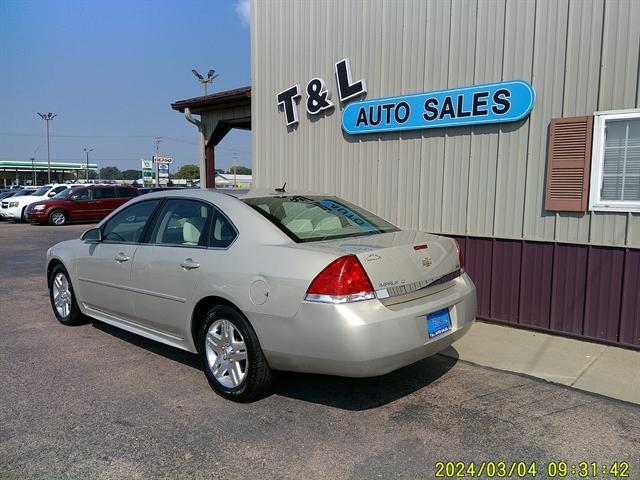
[94,188,117,199]
[210,211,237,248]
[601,118,640,203]
[601,176,623,201]
[117,187,137,198]
[149,199,210,246]
[624,176,640,201]
[103,200,159,243]
[75,189,91,200]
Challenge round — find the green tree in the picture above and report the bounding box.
[176,164,200,180]
[121,169,141,180]
[99,166,121,180]
[226,165,252,175]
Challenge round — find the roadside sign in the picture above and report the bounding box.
[153,155,173,164]
[141,159,154,186]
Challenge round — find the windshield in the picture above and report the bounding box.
[242,195,399,242]
[13,189,37,197]
[32,186,51,196]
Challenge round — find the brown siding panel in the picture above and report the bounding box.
[462,237,493,318]
[583,246,625,342]
[490,240,522,323]
[544,116,593,211]
[550,244,588,335]
[620,249,640,347]
[519,242,554,328]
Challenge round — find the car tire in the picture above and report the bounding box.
[21,206,28,222]
[49,209,67,226]
[198,305,272,402]
[48,264,85,325]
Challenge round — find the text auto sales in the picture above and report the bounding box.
[276,59,535,134]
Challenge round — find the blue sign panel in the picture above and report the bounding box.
[342,80,535,135]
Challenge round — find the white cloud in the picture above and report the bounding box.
[234,0,250,26]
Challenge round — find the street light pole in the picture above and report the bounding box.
[31,157,36,185]
[154,136,162,187]
[191,69,218,96]
[37,112,57,184]
[83,147,94,182]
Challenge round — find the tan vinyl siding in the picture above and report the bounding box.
[251,0,640,247]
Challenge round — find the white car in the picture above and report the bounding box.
[0,184,70,221]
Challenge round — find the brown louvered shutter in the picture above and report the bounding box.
[544,116,593,211]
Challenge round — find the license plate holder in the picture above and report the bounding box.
[426,309,451,338]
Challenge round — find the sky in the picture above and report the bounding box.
[0,0,252,173]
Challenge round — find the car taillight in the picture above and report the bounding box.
[305,255,376,304]
[454,240,465,272]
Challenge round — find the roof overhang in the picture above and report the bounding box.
[171,86,251,115]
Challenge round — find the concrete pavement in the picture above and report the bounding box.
[441,321,640,404]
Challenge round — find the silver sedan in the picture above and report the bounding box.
[47,189,476,401]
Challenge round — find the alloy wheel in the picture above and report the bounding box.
[205,319,248,388]
[52,272,72,319]
[50,211,66,225]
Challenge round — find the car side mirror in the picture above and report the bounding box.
[70,195,78,201]
[48,192,56,197]
[81,227,102,243]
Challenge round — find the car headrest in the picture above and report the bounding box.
[183,217,206,245]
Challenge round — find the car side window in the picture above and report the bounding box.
[74,188,91,200]
[53,186,67,194]
[117,187,137,198]
[102,200,160,243]
[94,187,117,199]
[148,199,211,247]
[210,209,237,248]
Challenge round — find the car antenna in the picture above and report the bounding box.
[275,182,286,193]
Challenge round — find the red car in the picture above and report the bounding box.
[27,185,139,225]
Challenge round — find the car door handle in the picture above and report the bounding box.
[180,258,200,270]
[114,253,130,263]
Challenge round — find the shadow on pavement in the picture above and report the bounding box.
[93,319,459,410]
[92,321,201,369]
[271,353,458,411]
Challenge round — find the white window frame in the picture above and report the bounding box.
[589,108,640,212]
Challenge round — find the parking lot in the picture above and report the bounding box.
[1,221,639,479]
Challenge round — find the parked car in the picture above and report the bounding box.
[0,184,71,221]
[28,185,139,225]
[0,188,38,220]
[46,189,476,401]
[138,186,184,194]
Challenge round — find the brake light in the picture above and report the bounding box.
[305,255,376,303]
[454,240,465,271]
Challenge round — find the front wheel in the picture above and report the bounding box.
[48,264,85,325]
[49,209,67,226]
[198,305,272,402]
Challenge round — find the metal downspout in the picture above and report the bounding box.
[184,107,207,188]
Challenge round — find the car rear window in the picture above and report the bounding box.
[242,195,399,242]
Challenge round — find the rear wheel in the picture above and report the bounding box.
[48,264,84,325]
[198,305,272,402]
[21,206,28,222]
[49,209,67,226]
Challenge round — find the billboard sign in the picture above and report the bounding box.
[141,159,154,185]
[153,155,173,164]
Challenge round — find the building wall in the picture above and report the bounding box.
[252,0,640,248]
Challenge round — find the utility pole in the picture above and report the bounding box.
[37,112,57,183]
[154,136,162,187]
[83,147,94,182]
[30,157,36,185]
[191,69,218,96]
[233,153,238,188]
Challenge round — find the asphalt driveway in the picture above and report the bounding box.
[1,222,638,479]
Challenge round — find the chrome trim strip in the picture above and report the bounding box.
[78,277,186,303]
[384,269,463,298]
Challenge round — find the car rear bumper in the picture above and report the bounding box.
[256,272,477,377]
